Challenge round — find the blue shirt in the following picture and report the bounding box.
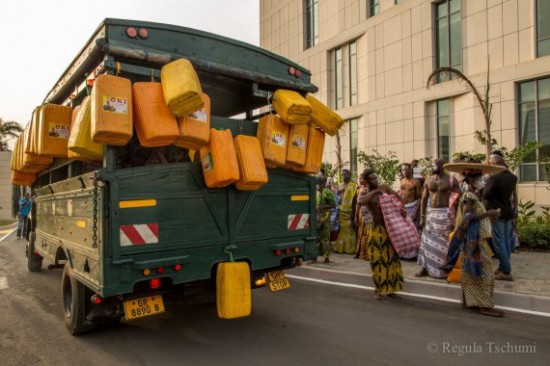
[19,197,31,216]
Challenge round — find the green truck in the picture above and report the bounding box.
[27,18,320,334]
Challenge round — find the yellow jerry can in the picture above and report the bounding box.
[216,261,252,319]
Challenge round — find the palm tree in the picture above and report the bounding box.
[426,66,492,162]
[0,118,23,151]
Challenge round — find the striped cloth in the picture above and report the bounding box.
[417,207,453,278]
[378,194,420,259]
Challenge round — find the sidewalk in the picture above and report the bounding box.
[304,250,550,298]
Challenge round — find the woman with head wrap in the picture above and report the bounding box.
[447,192,503,317]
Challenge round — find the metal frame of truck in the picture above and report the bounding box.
[26,18,320,334]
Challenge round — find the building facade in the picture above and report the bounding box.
[260,0,550,205]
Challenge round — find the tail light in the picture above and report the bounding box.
[274,249,282,256]
[90,294,102,305]
[285,248,292,255]
[138,28,149,39]
[255,276,267,286]
[126,27,138,38]
[156,266,165,274]
[174,264,182,272]
[149,278,162,290]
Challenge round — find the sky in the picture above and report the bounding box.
[0,0,259,129]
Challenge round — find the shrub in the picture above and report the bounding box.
[357,149,401,186]
[517,218,550,250]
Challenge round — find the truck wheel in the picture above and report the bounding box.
[62,263,95,335]
[27,232,43,272]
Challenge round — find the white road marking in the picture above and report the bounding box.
[0,228,17,242]
[0,277,8,290]
[287,274,550,318]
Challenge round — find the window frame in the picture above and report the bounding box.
[436,99,451,162]
[435,0,462,80]
[305,0,319,49]
[349,118,359,179]
[369,0,379,18]
[349,41,358,106]
[536,0,550,57]
[518,77,550,182]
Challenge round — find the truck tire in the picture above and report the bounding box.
[27,232,43,272]
[62,263,95,335]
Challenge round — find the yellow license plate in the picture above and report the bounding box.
[123,295,165,320]
[268,278,291,292]
[267,270,286,282]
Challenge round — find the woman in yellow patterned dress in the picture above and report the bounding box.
[358,169,404,300]
[334,169,358,254]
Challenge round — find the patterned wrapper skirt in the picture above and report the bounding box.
[367,224,404,295]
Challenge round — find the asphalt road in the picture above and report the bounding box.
[1,229,549,366]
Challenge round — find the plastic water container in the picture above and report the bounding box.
[286,124,308,167]
[90,74,133,146]
[161,58,204,117]
[234,135,268,191]
[216,262,251,319]
[37,104,72,157]
[174,93,211,150]
[69,96,104,161]
[133,82,179,147]
[257,114,289,168]
[200,129,240,188]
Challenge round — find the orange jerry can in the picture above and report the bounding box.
[256,114,289,168]
[37,104,72,158]
[200,129,240,188]
[174,93,211,150]
[11,170,37,186]
[294,127,325,174]
[133,82,179,147]
[234,135,268,191]
[90,74,133,145]
[286,124,308,167]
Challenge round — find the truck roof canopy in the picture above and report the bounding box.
[44,18,318,117]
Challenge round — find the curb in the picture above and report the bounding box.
[292,266,550,317]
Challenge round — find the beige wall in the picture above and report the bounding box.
[260,0,550,205]
[0,151,15,220]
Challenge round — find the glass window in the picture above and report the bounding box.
[437,99,450,162]
[537,0,550,57]
[305,0,319,49]
[518,77,550,181]
[334,48,343,109]
[349,42,357,106]
[369,0,379,17]
[350,118,358,178]
[435,0,462,80]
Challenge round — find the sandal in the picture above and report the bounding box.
[374,293,384,301]
[414,268,428,278]
[479,308,504,317]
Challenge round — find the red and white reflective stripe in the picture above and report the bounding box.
[287,214,310,230]
[120,223,159,246]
